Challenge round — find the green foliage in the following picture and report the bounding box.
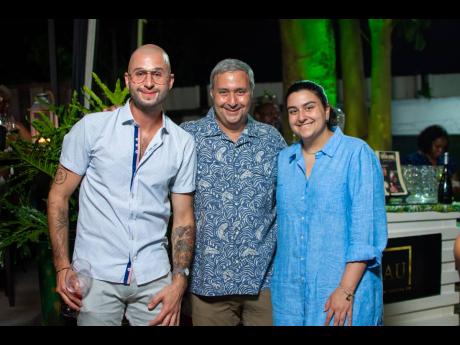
[0,73,128,263]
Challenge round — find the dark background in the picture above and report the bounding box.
[2,19,460,160]
[2,19,460,87]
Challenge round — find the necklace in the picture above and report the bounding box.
[303,151,318,155]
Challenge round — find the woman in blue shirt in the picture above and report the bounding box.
[271,81,388,326]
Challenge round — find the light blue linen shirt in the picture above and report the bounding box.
[60,100,197,285]
[271,127,388,326]
[181,108,287,296]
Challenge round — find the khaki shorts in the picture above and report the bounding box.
[77,271,171,326]
[189,289,272,326]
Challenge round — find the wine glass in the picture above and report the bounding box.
[61,258,93,319]
[335,107,346,131]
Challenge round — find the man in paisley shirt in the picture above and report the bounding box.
[181,58,287,325]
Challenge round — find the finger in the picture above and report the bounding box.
[348,310,353,326]
[161,313,172,326]
[176,306,182,326]
[170,313,177,327]
[60,293,81,311]
[148,293,162,311]
[333,313,340,326]
[324,310,334,326]
[339,313,346,326]
[149,308,168,326]
[59,285,83,307]
[67,293,83,307]
[324,299,330,312]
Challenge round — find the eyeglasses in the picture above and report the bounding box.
[127,69,170,85]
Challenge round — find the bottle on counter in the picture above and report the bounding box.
[438,152,453,204]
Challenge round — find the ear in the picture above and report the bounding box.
[124,72,130,89]
[168,73,175,90]
[325,106,331,122]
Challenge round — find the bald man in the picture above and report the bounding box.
[47,44,197,326]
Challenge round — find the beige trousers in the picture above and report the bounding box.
[189,288,272,326]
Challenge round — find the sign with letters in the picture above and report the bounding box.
[382,233,441,304]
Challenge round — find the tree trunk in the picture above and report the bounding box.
[279,19,336,144]
[368,19,393,150]
[338,19,368,139]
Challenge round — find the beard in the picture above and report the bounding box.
[130,88,164,114]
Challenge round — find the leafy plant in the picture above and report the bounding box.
[0,73,128,263]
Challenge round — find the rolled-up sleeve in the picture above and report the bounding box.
[346,145,388,268]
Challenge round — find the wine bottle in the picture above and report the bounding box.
[438,152,453,204]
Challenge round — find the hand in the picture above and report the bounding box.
[147,276,187,326]
[102,105,119,112]
[56,268,82,312]
[323,287,353,326]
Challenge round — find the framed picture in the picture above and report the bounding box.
[376,150,408,196]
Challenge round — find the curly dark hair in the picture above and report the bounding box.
[284,80,337,130]
[417,125,449,153]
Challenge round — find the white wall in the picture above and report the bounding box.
[164,85,200,111]
[392,97,460,135]
[161,73,460,135]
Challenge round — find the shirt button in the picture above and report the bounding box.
[133,256,137,261]
[301,217,305,220]
[300,236,304,240]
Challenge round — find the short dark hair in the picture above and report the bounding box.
[417,125,449,153]
[285,80,337,130]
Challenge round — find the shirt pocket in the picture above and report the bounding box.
[314,181,348,214]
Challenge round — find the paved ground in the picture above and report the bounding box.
[0,260,458,326]
[0,260,42,326]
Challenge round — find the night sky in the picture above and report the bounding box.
[2,19,460,88]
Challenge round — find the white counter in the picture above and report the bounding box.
[384,211,460,326]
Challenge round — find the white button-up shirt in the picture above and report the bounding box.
[60,101,196,284]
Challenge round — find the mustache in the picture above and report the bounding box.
[223,105,243,111]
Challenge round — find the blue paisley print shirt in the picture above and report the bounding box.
[181,108,287,296]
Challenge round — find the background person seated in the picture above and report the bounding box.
[402,124,460,201]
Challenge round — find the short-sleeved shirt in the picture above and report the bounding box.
[60,100,197,285]
[271,127,388,325]
[181,107,287,296]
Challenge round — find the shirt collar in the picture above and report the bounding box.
[288,126,344,163]
[202,107,263,138]
[120,99,169,134]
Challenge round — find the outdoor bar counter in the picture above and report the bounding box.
[383,203,460,326]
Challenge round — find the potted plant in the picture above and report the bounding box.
[0,73,128,325]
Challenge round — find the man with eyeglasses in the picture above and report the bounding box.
[47,44,197,326]
[180,59,287,325]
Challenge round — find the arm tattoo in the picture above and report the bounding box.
[54,167,67,185]
[171,225,195,271]
[56,207,69,231]
[52,207,69,264]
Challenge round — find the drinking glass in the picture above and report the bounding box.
[61,258,92,319]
